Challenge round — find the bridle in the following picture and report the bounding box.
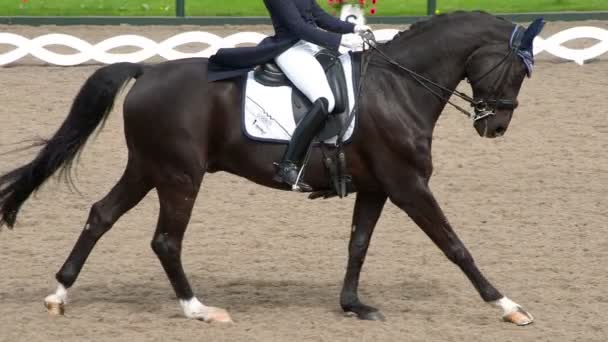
[359,25,527,122]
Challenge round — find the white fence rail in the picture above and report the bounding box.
[1,27,607,66]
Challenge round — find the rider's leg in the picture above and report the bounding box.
[272,97,329,191]
[276,41,336,112]
[274,41,336,191]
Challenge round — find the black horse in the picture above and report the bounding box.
[0,12,543,325]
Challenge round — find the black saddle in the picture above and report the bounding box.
[253,49,350,141]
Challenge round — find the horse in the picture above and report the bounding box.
[0,11,543,325]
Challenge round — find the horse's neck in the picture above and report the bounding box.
[373,42,471,128]
[378,20,506,125]
[390,31,480,89]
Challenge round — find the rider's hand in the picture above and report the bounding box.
[353,24,372,36]
[353,25,375,46]
[340,35,363,50]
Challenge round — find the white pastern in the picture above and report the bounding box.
[491,296,534,325]
[44,284,68,305]
[491,296,521,316]
[180,297,233,323]
[180,297,209,319]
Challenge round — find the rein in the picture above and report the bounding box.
[360,28,522,122]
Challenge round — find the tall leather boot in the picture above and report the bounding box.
[274,98,330,191]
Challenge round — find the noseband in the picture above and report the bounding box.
[465,26,528,120]
[362,25,526,122]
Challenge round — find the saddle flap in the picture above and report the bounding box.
[322,57,348,114]
[292,89,348,142]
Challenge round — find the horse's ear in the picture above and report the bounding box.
[520,18,545,52]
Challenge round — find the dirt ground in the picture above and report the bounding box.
[0,21,607,342]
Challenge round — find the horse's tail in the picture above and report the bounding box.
[0,62,144,229]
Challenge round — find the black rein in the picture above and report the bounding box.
[361,31,520,122]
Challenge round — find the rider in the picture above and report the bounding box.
[209,0,370,191]
[265,0,370,191]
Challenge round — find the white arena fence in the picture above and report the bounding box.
[0,27,607,66]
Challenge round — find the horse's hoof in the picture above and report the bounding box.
[44,285,67,316]
[503,307,534,326]
[44,301,65,315]
[205,307,233,323]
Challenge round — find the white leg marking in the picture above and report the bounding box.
[44,284,68,305]
[180,297,209,319]
[44,283,68,315]
[180,297,233,323]
[491,296,534,325]
[491,296,520,316]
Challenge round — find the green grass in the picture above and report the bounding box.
[2,0,608,17]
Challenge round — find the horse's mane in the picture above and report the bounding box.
[383,11,508,47]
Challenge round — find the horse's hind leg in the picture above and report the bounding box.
[44,162,152,315]
[151,174,232,323]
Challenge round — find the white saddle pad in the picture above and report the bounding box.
[243,53,356,145]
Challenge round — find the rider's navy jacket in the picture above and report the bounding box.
[208,0,355,81]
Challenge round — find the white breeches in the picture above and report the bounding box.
[275,40,336,113]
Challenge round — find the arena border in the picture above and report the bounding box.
[1,11,608,26]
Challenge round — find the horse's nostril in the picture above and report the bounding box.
[495,126,506,136]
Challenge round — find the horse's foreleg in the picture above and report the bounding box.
[389,178,533,326]
[45,164,151,315]
[152,175,232,323]
[340,191,387,321]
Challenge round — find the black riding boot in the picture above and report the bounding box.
[274,98,330,191]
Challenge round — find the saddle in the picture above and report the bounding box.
[253,49,350,141]
[243,51,362,198]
